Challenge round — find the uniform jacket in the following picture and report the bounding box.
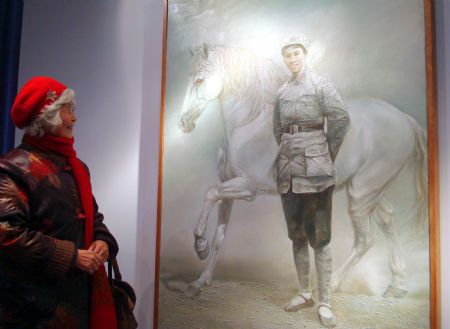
[0,143,118,329]
[273,66,350,194]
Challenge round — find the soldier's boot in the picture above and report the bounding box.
[284,241,314,312]
[315,245,336,327]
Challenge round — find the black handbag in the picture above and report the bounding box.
[108,258,138,329]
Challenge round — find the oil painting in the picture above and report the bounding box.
[155,0,437,328]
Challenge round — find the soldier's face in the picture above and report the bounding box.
[282,46,306,75]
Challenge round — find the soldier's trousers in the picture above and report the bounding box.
[281,185,335,304]
[280,185,334,249]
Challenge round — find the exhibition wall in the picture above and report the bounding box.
[16,0,449,328]
[17,1,161,327]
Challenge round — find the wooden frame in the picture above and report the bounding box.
[424,1,440,328]
[155,0,439,328]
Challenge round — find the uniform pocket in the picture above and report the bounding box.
[305,142,335,177]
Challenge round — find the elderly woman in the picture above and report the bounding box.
[0,77,118,329]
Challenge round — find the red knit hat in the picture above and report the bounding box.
[11,76,68,128]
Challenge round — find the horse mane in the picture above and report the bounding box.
[193,44,288,127]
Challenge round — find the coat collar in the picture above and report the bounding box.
[289,66,309,85]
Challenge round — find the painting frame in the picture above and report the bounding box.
[154,0,440,327]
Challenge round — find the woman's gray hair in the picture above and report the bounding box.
[24,89,75,137]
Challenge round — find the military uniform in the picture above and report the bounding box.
[273,66,348,194]
[273,63,349,311]
[273,65,349,246]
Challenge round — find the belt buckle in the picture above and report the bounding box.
[290,124,299,134]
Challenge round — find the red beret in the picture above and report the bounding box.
[11,76,68,128]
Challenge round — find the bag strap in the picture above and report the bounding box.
[107,258,123,282]
[112,258,122,281]
[108,259,113,286]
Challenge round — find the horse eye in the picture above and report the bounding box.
[195,78,204,87]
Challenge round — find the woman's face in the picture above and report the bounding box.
[282,45,307,75]
[53,103,77,138]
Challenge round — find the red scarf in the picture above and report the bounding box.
[24,134,117,329]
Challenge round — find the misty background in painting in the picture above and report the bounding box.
[159,0,428,300]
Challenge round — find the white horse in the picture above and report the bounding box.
[178,44,427,298]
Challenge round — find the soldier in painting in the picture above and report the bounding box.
[273,34,350,327]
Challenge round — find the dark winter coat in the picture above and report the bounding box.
[0,143,118,329]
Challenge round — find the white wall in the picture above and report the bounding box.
[18,1,159,328]
[17,0,449,328]
[135,0,163,327]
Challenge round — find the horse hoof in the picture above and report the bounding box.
[185,282,202,298]
[195,238,210,260]
[383,285,408,298]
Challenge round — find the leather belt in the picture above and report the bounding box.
[284,123,323,134]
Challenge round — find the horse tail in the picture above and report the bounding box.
[404,114,428,228]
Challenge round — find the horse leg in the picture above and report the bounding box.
[186,199,234,297]
[193,186,221,260]
[331,190,375,292]
[373,197,407,297]
[193,176,255,259]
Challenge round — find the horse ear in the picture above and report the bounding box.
[202,43,209,59]
[189,47,195,56]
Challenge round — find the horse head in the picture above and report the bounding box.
[179,43,223,133]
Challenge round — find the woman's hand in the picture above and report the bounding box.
[75,249,103,274]
[88,240,109,263]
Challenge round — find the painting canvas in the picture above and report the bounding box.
[155,0,438,328]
